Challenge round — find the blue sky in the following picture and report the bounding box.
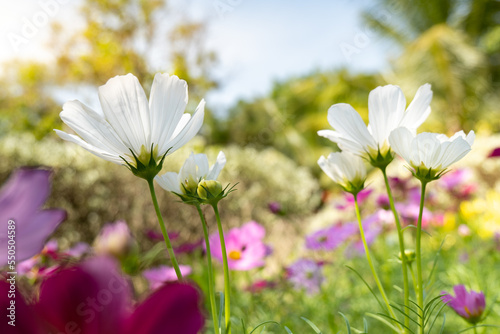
[0,0,399,112]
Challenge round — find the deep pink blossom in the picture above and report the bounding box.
[1,256,204,334]
[0,168,66,266]
[336,189,372,210]
[442,285,486,324]
[487,147,500,158]
[209,221,268,271]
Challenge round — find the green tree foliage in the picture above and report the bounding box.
[216,69,383,170]
[363,0,500,132]
[0,0,218,139]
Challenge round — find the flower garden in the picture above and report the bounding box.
[1,1,500,333]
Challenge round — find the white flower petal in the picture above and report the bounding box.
[164,99,205,155]
[149,74,188,154]
[98,73,151,154]
[60,100,129,157]
[411,133,442,168]
[368,85,406,145]
[438,137,472,169]
[326,103,376,152]
[399,84,432,129]
[55,130,123,164]
[465,130,475,146]
[207,151,226,180]
[318,130,366,156]
[155,172,182,193]
[388,127,413,164]
[192,153,210,178]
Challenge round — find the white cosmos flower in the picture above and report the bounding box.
[388,127,475,180]
[318,84,432,164]
[156,151,226,195]
[55,73,204,172]
[318,151,367,194]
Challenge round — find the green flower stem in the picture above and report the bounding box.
[416,181,428,334]
[382,168,410,332]
[195,204,219,334]
[474,327,478,334]
[354,196,401,331]
[147,178,183,280]
[212,204,231,334]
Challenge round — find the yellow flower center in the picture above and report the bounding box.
[229,250,242,260]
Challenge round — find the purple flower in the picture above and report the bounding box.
[305,224,356,251]
[442,285,486,324]
[94,220,134,258]
[0,168,66,266]
[287,259,324,294]
[143,265,192,289]
[209,221,268,271]
[0,256,204,334]
[439,169,476,200]
[268,201,282,214]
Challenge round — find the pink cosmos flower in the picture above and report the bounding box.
[143,265,192,289]
[209,221,269,271]
[94,220,134,258]
[0,168,66,266]
[305,223,357,251]
[336,188,372,210]
[0,256,204,334]
[442,285,486,324]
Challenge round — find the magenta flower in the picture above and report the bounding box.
[0,168,66,266]
[63,242,90,258]
[143,265,192,289]
[0,256,204,334]
[268,201,283,214]
[287,259,324,294]
[209,221,268,271]
[442,285,486,324]
[94,220,134,258]
[488,147,500,158]
[336,188,372,210]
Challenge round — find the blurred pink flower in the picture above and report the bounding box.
[335,188,372,210]
[63,242,90,258]
[268,201,283,214]
[0,256,204,334]
[94,220,134,258]
[143,265,192,289]
[439,169,476,200]
[209,221,268,271]
[0,168,66,266]
[442,285,485,324]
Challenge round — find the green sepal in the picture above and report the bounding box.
[120,144,170,180]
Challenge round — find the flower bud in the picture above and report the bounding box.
[197,180,223,200]
[399,249,416,264]
[94,221,134,258]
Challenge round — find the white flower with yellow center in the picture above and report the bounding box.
[156,151,226,196]
[55,73,204,179]
[389,127,475,182]
[318,151,367,194]
[318,84,432,167]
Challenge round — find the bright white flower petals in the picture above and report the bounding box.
[318,84,432,161]
[318,151,367,194]
[156,151,226,195]
[56,73,205,167]
[389,127,475,180]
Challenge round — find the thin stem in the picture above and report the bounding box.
[212,204,231,334]
[354,196,402,331]
[147,179,182,280]
[382,168,410,332]
[473,326,478,334]
[416,181,428,334]
[196,204,219,334]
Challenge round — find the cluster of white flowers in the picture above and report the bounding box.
[317,84,474,188]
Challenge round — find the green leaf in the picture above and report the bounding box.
[301,317,323,334]
[346,265,385,313]
[338,313,351,334]
[457,325,500,333]
[365,313,400,333]
[249,321,283,334]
